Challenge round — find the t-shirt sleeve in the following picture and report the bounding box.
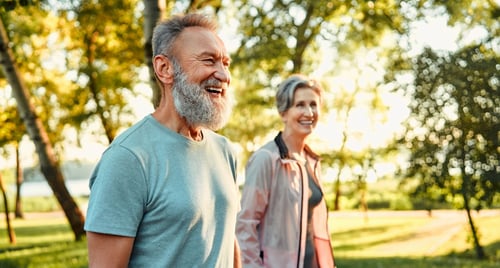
[84,145,147,237]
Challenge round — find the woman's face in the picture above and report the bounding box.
[281,87,320,137]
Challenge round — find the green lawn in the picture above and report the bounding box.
[0,217,87,268]
[0,210,498,267]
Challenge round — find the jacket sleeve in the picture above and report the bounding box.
[236,149,274,267]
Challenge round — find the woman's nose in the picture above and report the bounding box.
[304,106,314,115]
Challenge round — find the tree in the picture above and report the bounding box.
[0,17,85,240]
[399,44,499,259]
[388,0,500,259]
[66,0,145,143]
[1,0,158,240]
[0,172,16,244]
[223,0,407,180]
[0,104,25,218]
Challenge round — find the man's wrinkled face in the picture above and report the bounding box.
[171,59,233,130]
[169,27,233,130]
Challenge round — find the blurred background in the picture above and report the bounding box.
[0,0,498,267]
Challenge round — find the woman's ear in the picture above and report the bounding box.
[280,111,287,123]
[153,55,174,85]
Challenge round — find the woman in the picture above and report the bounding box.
[236,74,335,268]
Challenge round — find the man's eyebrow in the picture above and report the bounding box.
[198,51,231,62]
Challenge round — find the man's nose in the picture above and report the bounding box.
[214,63,231,85]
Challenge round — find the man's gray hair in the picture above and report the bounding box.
[152,13,218,58]
[276,74,322,113]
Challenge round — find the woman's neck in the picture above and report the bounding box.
[281,131,306,159]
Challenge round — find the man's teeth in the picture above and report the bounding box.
[206,87,222,93]
[300,120,313,125]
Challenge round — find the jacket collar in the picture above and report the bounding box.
[273,131,319,160]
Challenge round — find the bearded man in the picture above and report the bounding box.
[84,13,241,267]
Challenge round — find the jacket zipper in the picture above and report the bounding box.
[297,162,305,268]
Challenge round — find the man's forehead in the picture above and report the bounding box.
[174,27,228,55]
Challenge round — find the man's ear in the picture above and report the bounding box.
[153,55,174,84]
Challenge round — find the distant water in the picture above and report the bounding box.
[9,179,90,197]
[9,160,96,197]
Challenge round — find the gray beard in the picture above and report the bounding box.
[171,62,233,131]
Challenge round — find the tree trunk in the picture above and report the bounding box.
[331,89,359,211]
[0,18,85,241]
[461,179,486,259]
[358,177,368,222]
[143,0,164,108]
[85,31,116,144]
[0,172,16,244]
[14,143,24,219]
[333,170,341,211]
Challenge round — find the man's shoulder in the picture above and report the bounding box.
[112,116,152,139]
[204,130,232,146]
[113,115,175,145]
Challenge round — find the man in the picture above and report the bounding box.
[85,13,241,267]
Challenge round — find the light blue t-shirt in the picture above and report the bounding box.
[84,115,239,267]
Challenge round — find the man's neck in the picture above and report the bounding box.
[152,103,203,141]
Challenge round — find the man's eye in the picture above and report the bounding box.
[203,58,215,64]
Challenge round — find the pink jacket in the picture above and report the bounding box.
[236,133,335,268]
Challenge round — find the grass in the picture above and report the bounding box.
[0,210,498,267]
[331,216,432,256]
[333,256,499,268]
[0,217,87,268]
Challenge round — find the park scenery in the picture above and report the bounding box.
[0,166,498,267]
[0,0,499,267]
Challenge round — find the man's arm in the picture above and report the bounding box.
[87,231,134,268]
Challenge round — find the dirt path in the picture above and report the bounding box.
[331,209,500,256]
[372,210,466,256]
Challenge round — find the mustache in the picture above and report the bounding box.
[202,78,226,89]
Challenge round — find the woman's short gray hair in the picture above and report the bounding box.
[152,13,218,58]
[276,74,322,113]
